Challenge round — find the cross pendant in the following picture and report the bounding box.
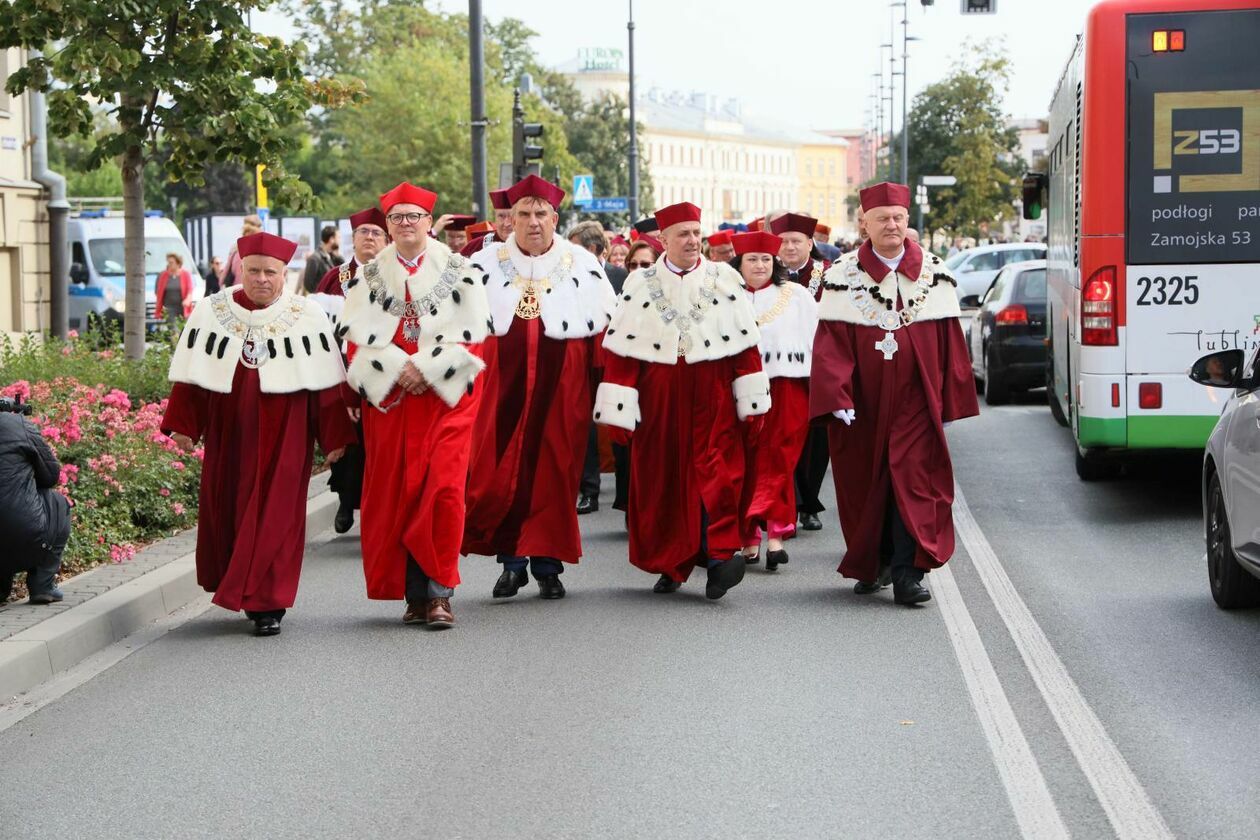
[875,330,899,361]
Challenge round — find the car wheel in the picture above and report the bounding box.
[1206,472,1260,609]
[984,348,1010,406]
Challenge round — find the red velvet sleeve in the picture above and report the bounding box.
[730,344,764,379]
[311,384,358,454]
[940,318,981,423]
[600,343,640,389]
[161,382,210,441]
[809,321,857,421]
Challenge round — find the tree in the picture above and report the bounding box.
[899,39,1022,237]
[2,0,359,358]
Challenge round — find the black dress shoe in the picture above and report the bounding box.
[800,512,822,531]
[765,549,788,571]
[743,550,760,565]
[653,574,681,593]
[854,564,892,594]
[253,617,282,636]
[537,574,566,599]
[705,557,746,600]
[334,500,355,534]
[576,495,599,515]
[492,568,529,598]
[893,579,932,606]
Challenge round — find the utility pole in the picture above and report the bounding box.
[627,0,640,220]
[885,4,898,182]
[897,1,918,187]
[468,0,488,215]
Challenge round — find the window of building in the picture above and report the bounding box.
[0,50,10,117]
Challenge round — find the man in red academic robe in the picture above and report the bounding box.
[706,229,735,263]
[461,175,617,599]
[338,182,491,628]
[311,207,389,534]
[596,201,771,600]
[769,211,832,534]
[162,232,355,636]
[810,182,979,606]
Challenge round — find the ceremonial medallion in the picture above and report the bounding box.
[515,282,543,320]
[241,328,267,369]
[875,331,899,360]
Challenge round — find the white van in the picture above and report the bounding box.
[67,212,202,332]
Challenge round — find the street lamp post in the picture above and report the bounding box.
[627,0,640,220]
[468,0,488,215]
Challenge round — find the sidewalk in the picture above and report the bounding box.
[0,481,339,699]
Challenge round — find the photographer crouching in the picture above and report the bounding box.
[0,396,69,604]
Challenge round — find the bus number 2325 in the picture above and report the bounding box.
[1135,275,1200,306]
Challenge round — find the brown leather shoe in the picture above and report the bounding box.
[402,602,427,625]
[426,597,455,629]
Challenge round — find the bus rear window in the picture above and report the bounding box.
[1126,8,1260,264]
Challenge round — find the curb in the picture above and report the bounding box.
[0,489,340,699]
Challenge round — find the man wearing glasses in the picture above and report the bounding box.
[312,207,389,534]
[339,181,492,629]
[462,174,617,600]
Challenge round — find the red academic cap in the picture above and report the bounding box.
[349,207,388,231]
[707,230,734,247]
[610,234,629,247]
[769,213,818,237]
[747,217,765,232]
[467,220,495,235]
[655,202,702,231]
[506,174,566,209]
[444,215,478,231]
[860,182,911,212]
[379,181,437,213]
[489,188,512,211]
[237,231,296,264]
[815,222,832,236]
[732,231,783,257]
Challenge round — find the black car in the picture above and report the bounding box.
[965,259,1047,405]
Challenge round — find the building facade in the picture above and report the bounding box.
[0,47,50,337]
[560,54,850,234]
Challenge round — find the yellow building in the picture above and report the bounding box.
[796,141,849,236]
[0,47,51,337]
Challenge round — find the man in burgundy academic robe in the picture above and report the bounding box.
[311,207,389,534]
[162,232,354,637]
[768,211,832,534]
[461,175,617,600]
[596,201,771,600]
[339,181,491,629]
[810,183,979,606]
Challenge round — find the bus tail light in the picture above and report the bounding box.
[995,305,1029,325]
[1081,266,1117,346]
[1111,383,1121,407]
[1139,382,1163,409]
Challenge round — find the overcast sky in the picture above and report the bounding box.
[259,0,1100,131]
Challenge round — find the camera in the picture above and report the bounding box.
[0,396,32,416]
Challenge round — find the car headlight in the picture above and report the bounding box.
[112,300,126,313]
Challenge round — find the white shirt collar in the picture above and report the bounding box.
[665,257,700,275]
[875,247,904,271]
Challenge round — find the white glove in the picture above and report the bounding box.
[832,409,855,426]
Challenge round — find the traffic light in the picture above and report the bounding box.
[512,88,544,182]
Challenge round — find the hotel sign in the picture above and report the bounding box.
[578,47,624,73]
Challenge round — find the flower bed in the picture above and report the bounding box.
[1,332,200,581]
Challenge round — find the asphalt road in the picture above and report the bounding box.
[2,392,1258,839]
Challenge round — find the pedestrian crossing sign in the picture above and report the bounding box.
[573,174,594,205]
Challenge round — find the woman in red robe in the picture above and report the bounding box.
[595,202,771,601]
[729,231,819,572]
[809,183,979,606]
[162,232,354,637]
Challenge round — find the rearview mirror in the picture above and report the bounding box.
[70,262,89,284]
[1189,349,1247,389]
[959,294,981,308]
[1022,172,1047,220]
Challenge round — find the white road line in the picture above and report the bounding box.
[953,484,1175,840]
[935,564,1071,839]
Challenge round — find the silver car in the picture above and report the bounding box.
[947,242,1047,306]
[1192,347,1260,608]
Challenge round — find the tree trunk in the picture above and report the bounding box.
[121,142,147,360]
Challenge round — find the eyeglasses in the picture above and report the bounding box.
[627,260,654,269]
[354,227,386,239]
[386,212,431,225]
